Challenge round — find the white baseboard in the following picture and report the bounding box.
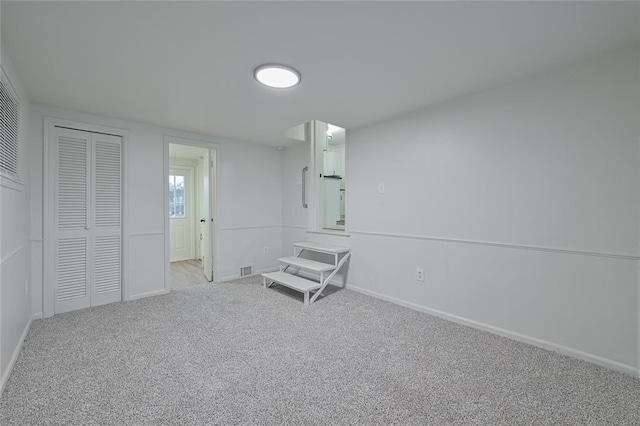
[128,289,170,301]
[346,284,639,377]
[1,313,38,395]
[218,266,279,283]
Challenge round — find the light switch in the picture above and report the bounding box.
[378,183,385,194]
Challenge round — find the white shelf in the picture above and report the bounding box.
[262,271,321,292]
[293,241,350,255]
[279,256,336,273]
[263,241,351,306]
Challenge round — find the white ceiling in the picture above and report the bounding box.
[2,1,638,146]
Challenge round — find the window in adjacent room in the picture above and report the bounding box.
[169,174,186,218]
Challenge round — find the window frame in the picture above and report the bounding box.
[168,173,187,219]
[0,67,23,191]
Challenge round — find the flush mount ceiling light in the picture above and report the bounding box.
[254,64,301,89]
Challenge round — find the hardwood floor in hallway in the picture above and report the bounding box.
[170,259,209,289]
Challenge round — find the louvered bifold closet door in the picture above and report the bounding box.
[54,127,92,313]
[91,133,122,306]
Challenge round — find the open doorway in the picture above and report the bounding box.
[166,140,217,289]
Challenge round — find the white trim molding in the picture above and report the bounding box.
[281,224,351,237]
[349,230,639,261]
[0,243,28,265]
[282,225,306,230]
[128,289,170,301]
[346,284,638,377]
[218,266,279,283]
[219,225,282,232]
[306,229,351,238]
[1,313,38,395]
[129,231,165,237]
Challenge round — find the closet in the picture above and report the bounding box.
[53,126,122,314]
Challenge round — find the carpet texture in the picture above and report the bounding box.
[1,277,639,425]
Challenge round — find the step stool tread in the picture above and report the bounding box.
[278,256,336,272]
[293,241,350,255]
[262,271,322,292]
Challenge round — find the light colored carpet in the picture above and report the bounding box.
[1,276,639,425]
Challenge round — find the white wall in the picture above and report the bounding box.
[29,104,283,311]
[282,46,640,374]
[3,41,637,394]
[0,43,33,392]
[215,138,283,280]
[281,142,308,231]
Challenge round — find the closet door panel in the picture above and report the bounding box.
[93,235,121,305]
[54,127,92,313]
[94,136,121,229]
[56,238,90,312]
[91,133,122,306]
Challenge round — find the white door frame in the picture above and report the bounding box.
[43,117,129,318]
[163,136,218,291]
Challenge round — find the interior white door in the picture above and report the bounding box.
[91,132,122,306]
[54,127,92,313]
[54,127,122,314]
[169,167,194,262]
[201,150,213,281]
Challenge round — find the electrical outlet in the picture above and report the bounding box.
[378,183,385,194]
[416,268,424,282]
[263,246,269,255]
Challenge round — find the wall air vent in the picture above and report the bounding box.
[240,266,253,277]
